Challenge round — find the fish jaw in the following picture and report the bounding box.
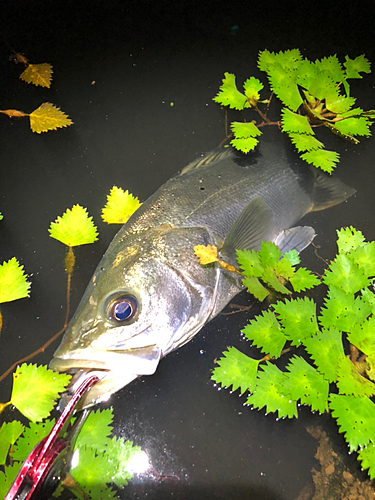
[50,343,161,408]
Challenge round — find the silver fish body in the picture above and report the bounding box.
[50,142,354,407]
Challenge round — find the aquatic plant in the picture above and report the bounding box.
[214,50,375,172]
[0,363,143,499]
[102,186,142,224]
[211,226,375,478]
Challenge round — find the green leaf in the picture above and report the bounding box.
[274,297,318,346]
[242,310,286,358]
[288,133,323,152]
[336,226,365,254]
[338,107,365,118]
[334,116,371,137]
[319,288,371,332]
[258,49,276,72]
[344,55,371,79]
[274,49,302,69]
[106,436,143,487]
[0,463,21,500]
[243,77,263,101]
[11,419,55,462]
[323,254,370,294]
[211,347,259,394]
[236,249,263,277]
[258,241,281,267]
[337,357,375,397]
[284,356,329,413]
[274,257,295,281]
[268,69,302,112]
[315,55,345,83]
[290,267,320,292]
[358,443,375,479]
[347,317,375,357]
[0,421,24,465]
[242,275,269,301]
[329,394,375,452]
[301,149,339,173]
[230,137,259,153]
[281,108,313,134]
[308,73,337,100]
[350,242,375,277]
[49,204,98,247]
[262,266,291,295]
[303,327,345,383]
[231,121,262,139]
[75,408,114,452]
[0,257,31,303]
[283,249,300,266]
[325,94,356,114]
[295,59,318,90]
[102,186,141,224]
[213,72,247,110]
[246,362,297,419]
[11,364,71,422]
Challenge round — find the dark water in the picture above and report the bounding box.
[1,1,375,498]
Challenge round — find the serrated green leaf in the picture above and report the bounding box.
[274,297,318,346]
[329,394,375,452]
[283,249,300,266]
[230,137,259,153]
[336,226,365,254]
[246,362,297,419]
[49,205,98,247]
[262,266,291,295]
[350,242,375,277]
[243,77,263,101]
[290,267,320,292]
[275,49,302,70]
[231,121,262,139]
[106,436,142,487]
[301,149,339,173]
[211,347,259,394]
[334,116,371,137]
[323,254,370,294]
[213,73,247,110]
[344,55,371,79]
[288,132,323,152]
[361,288,375,315]
[274,257,295,281]
[242,275,269,301]
[284,356,329,413]
[308,73,337,100]
[236,249,263,277]
[0,257,31,303]
[338,107,365,118]
[268,70,302,111]
[0,463,21,500]
[296,59,318,90]
[326,94,356,114]
[11,364,71,422]
[337,357,375,397]
[242,310,286,358]
[281,108,313,134]
[102,186,141,224]
[319,288,371,332]
[303,327,345,383]
[358,443,375,479]
[75,408,114,452]
[347,316,375,357]
[259,241,281,267]
[315,55,345,83]
[0,421,24,465]
[11,419,55,462]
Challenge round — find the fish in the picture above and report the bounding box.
[50,139,355,408]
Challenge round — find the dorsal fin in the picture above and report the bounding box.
[180,148,235,175]
[311,169,356,211]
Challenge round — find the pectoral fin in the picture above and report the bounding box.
[274,226,316,254]
[221,197,274,256]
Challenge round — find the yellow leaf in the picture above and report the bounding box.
[102,186,142,224]
[19,63,53,88]
[29,103,73,133]
[49,205,98,247]
[194,244,218,265]
[0,258,31,303]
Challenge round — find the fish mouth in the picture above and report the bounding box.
[50,345,162,409]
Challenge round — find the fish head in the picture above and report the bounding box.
[50,224,217,408]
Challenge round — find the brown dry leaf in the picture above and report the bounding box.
[12,53,29,65]
[29,103,73,133]
[0,109,28,118]
[20,63,53,88]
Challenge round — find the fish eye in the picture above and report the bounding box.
[107,295,138,323]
